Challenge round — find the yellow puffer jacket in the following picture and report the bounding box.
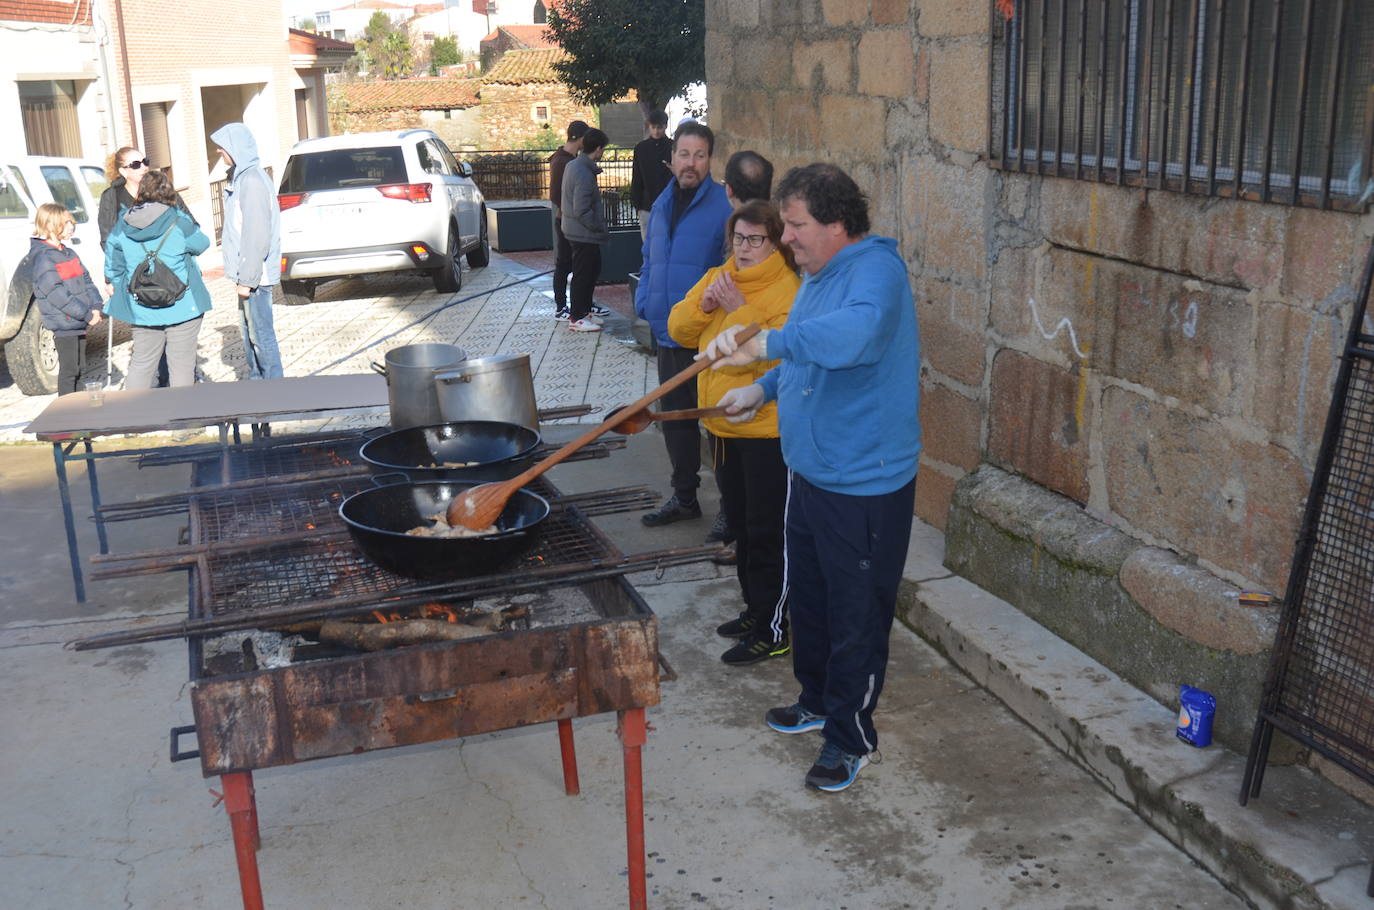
[667,249,800,439]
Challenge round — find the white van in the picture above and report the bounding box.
[0,156,110,395]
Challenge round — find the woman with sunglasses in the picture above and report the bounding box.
[97,147,195,253]
[668,199,801,666]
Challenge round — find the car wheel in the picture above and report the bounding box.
[466,213,491,268]
[432,227,462,293]
[4,302,60,395]
[279,279,316,306]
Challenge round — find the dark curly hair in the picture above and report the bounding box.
[136,169,180,207]
[774,163,870,238]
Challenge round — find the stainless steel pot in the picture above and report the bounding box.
[435,353,539,430]
[371,343,468,429]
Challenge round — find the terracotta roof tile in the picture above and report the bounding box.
[482,47,566,85]
[495,24,557,48]
[333,77,481,112]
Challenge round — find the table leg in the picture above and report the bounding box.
[557,717,580,795]
[83,439,109,555]
[221,771,264,910]
[52,441,85,603]
[619,708,647,910]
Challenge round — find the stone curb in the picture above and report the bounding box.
[896,531,1374,910]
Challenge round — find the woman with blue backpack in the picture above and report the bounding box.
[103,168,212,389]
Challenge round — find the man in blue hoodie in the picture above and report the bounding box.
[211,122,283,379]
[634,121,733,527]
[703,164,921,793]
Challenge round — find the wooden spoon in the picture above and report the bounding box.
[446,323,762,530]
[606,405,730,435]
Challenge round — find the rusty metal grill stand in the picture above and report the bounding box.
[1240,240,1374,896]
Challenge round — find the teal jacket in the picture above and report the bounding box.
[758,236,921,496]
[104,203,212,327]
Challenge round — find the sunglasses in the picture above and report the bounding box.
[121,158,150,170]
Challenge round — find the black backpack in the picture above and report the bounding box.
[127,225,188,309]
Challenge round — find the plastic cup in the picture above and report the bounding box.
[85,380,104,406]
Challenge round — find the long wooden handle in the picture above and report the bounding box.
[651,406,730,422]
[506,323,762,489]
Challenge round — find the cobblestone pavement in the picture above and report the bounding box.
[0,254,653,443]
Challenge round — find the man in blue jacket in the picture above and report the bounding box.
[703,164,921,794]
[634,121,733,527]
[211,122,283,380]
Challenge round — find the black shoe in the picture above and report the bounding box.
[715,613,755,638]
[804,741,869,792]
[721,635,790,666]
[641,494,702,527]
[589,303,612,318]
[765,703,826,734]
[705,511,735,543]
[554,306,570,321]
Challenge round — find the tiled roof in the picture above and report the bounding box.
[482,47,566,85]
[494,24,558,48]
[289,28,355,53]
[333,77,481,112]
[331,0,408,9]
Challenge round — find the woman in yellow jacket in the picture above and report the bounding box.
[668,199,800,665]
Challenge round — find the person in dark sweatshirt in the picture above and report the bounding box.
[630,110,673,241]
[30,203,104,394]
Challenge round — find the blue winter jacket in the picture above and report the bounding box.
[29,237,102,335]
[757,236,921,496]
[104,203,212,327]
[211,122,281,287]
[633,175,732,347]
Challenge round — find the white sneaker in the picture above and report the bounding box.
[568,318,603,333]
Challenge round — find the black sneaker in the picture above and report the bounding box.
[716,613,755,638]
[721,635,789,666]
[554,306,570,321]
[765,703,826,734]
[804,741,869,792]
[641,494,702,527]
[704,511,735,543]
[589,303,612,318]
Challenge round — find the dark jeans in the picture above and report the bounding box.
[553,214,573,309]
[713,434,789,641]
[568,240,602,322]
[786,473,916,757]
[55,332,88,395]
[656,345,700,501]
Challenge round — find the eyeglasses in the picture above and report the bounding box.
[731,232,768,249]
[121,158,150,170]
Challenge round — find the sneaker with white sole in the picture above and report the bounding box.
[765,703,826,734]
[554,306,570,321]
[568,318,602,333]
[804,741,869,792]
[589,304,611,318]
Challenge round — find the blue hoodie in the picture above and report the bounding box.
[633,174,732,347]
[757,236,921,496]
[211,122,281,287]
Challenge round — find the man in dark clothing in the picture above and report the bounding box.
[547,120,589,321]
[723,150,774,205]
[560,128,610,332]
[630,110,673,241]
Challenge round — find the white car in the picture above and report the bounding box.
[0,156,109,395]
[276,129,489,304]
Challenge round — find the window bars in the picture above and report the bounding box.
[989,0,1374,211]
[1240,236,1374,897]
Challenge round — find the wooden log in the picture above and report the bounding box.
[317,618,493,651]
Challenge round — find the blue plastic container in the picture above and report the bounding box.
[1177,685,1216,747]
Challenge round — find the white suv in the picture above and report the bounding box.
[276,129,488,304]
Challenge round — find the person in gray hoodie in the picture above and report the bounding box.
[211,122,283,379]
[559,127,610,332]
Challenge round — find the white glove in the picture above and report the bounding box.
[717,383,765,423]
[697,324,769,368]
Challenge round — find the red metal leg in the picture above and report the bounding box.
[557,717,581,795]
[221,772,265,910]
[619,708,648,910]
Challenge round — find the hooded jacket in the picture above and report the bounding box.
[560,153,608,245]
[666,250,799,439]
[756,236,921,496]
[103,202,212,327]
[210,122,281,287]
[29,237,103,335]
[98,176,197,250]
[633,174,732,347]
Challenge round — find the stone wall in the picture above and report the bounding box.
[708,0,1374,765]
[479,81,596,148]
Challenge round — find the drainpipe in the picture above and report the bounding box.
[92,0,120,148]
[112,0,136,140]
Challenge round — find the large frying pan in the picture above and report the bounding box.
[339,477,550,579]
[359,420,542,483]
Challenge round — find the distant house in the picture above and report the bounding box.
[288,29,357,141]
[316,0,411,41]
[479,47,593,148]
[329,76,482,148]
[478,24,557,72]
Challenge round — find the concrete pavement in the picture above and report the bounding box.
[0,252,1368,908]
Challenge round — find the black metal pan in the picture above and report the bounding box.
[339,477,550,579]
[359,420,541,483]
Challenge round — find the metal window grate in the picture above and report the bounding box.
[990,0,1374,211]
[1242,238,1374,894]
